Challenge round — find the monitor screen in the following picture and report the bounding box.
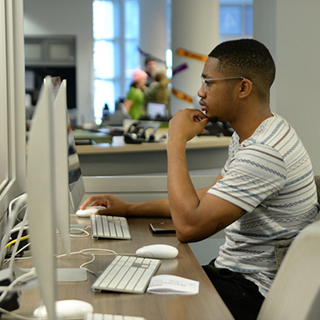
[146,102,167,120]
[26,76,57,320]
[67,121,85,212]
[25,66,76,109]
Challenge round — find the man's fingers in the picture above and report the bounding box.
[80,196,100,209]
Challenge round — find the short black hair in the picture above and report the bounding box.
[208,39,276,100]
[145,55,156,66]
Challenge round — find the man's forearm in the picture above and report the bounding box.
[126,187,211,219]
[166,141,201,240]
[127,198,172,218]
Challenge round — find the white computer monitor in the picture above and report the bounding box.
[27,77,86,320]
[67,125,85,213]
[53,80,87,282]
[146,102,167,120]
[27,75,89,319]
[53,79,71,256]
[26,76,57,320]
[51,77,85,215]
[52,78,85,251]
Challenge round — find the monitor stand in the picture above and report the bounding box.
[56,268,87,282]
[13,263,87,283]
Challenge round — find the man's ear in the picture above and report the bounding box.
[238,79,253,98]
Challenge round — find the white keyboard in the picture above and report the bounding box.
[92,255,161,294]
[91,215,131,240]
[85,314,146,320]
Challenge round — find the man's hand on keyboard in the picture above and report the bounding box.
[80,195,130,217]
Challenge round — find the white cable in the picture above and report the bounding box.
[9,224,29,236]
[2,243,31,267]
[8,209,29,271]
[78,248,117,275]
[79,248,117,256]
[56,250,82,259]
[0,194,27,265]
[0,268,36,304]
[69,228,90,237]
[13,204,28,223]
[55,248,117,275]
[79,252,96,275]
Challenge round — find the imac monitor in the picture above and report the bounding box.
[146,102,167,120]
[67,124,85,213]
[53,79,87,282]
[52,78,85,215]
[26,76,57,320]
[26,77,87,320]
[53,79,71,256]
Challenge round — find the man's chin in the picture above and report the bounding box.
[207,116,219,124]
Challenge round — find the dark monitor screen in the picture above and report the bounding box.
[67,121,85,212]
[25,66,76,109]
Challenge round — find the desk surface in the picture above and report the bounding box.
[76,133,230,155]
[11,216,234,320]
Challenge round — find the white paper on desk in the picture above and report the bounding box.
[147,275,199,295]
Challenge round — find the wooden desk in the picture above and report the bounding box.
[73,129,113,144]
[10,216,234,320]
[76,134,230,176]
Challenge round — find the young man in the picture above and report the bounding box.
[144,55,157,87]
[81,39,319,319]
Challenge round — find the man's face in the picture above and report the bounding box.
[146,60,156,74]
[198,57,238,123]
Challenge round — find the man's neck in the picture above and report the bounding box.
[232,109,273,143]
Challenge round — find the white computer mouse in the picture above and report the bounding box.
[76,205,106,218]
[136,244,178,259]
[33,299,93,319]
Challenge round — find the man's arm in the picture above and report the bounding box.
[80,195,170,217]
[167,109,245,243]
[80,186,215,218]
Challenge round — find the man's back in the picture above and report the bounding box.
[208,113,319,296]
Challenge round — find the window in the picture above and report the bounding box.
[93,0,140,121]
[92,0,252,121]
[219,0,253,42]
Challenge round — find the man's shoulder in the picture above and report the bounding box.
[245,114,299,151]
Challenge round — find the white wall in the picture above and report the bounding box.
[254,0,320,174]
[171,0,219,114]
[24,0,94,124]
[139,0,168,67]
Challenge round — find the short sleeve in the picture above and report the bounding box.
[126,87,135,100]
[207,144,287,213]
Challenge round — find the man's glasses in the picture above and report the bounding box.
[200,76,245,93]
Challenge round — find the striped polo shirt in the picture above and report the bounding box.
[207,113,319,296]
